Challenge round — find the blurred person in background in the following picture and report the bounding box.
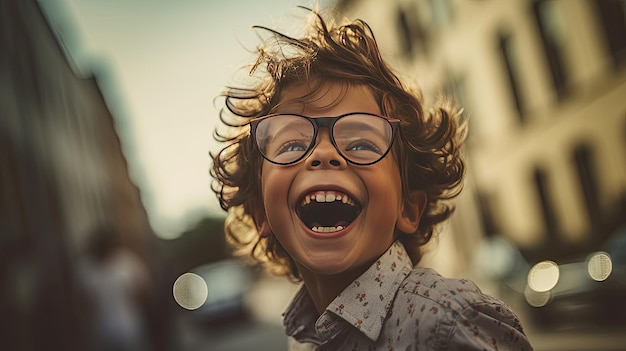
[78,223,152,351]
[210,7,532,351]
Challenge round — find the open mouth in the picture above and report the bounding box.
[296,190,362,233]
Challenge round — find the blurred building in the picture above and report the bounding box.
[1,0,171,350]
[336,0,626,273]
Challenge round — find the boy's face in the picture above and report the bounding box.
[259,82,412,277]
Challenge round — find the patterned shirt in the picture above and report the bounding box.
[283,241,533,350]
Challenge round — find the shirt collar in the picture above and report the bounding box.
[283,241,413,343]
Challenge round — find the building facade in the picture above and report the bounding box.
[1,1,171,349]
[336,0,626,274]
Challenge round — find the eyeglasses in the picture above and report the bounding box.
[249,112,400,165]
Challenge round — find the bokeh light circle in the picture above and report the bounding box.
[524,285,552,307]
[587,251,612,282]
[173,272,208,310]
[527,260,559,292]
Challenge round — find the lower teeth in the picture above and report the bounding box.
[311,226,344,233]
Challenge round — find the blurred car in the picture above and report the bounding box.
[524,226,626,328]
[189,258,253,323]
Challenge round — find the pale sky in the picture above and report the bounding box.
[41,0,332,239]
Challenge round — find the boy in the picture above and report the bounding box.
[211,8,532,350]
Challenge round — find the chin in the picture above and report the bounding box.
[302,254,372,277]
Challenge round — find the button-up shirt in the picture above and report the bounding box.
[283,241,533,350]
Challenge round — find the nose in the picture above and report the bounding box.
[306,129,347,169]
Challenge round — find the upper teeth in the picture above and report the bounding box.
[302,190,356,206]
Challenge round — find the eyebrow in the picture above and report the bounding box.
[333,119,391,140]
[260,118,311,139]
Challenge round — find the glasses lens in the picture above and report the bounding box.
[333,114,394,164]
[255,115,314,164]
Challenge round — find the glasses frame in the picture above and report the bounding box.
[249,112,400,166]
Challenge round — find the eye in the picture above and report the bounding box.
[276,140,309,154]
[345,139,382,154]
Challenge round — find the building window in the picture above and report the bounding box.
[532,0,569,100]
[476,191,499,237]
[498,32,526,122]
[591,0,626,69]
[395,4,429,58]
[533,168,560,241]
[397,7,414,56]
[572,144,601,231]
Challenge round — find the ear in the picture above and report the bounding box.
[251,207,271,238]
[396,190,427,234]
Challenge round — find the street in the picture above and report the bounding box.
[526,325,626,351]
[171,272,296,351]
[173,310,626,351]
[170,273,626,351]
[173,313,288,351]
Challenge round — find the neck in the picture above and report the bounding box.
[297,260,375,315]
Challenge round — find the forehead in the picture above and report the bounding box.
[274,81,381,116]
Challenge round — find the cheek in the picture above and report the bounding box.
[373,163,404,211]
[260,161,277,194]
[260,164,292,209]
[260,169,275,207]
[377,158,403,188]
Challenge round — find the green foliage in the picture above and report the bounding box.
[158,215,233,276]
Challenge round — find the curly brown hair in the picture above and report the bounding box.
[211,8,466,281]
